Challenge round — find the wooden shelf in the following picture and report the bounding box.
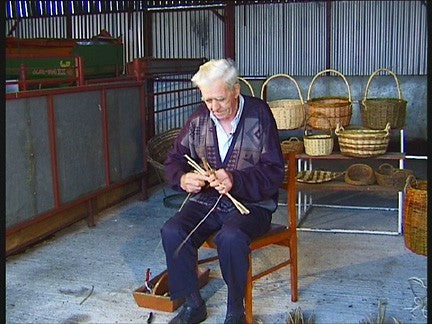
[296,180,401,193]
[296,152,405,160]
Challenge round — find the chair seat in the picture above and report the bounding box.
[203,223,289,250]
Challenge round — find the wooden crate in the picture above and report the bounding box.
[133,267,210,312]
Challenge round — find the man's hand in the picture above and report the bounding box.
[208,169,233,195]
[180,172,208,193]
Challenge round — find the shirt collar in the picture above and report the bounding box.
[210,94,244,134]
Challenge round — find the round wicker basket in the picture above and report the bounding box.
[145,128,181,179]
[280,137,304,155]
[344,164,376,186]
[404,176,427,256]
[335,123,390,157]
[361,68,407,129]
[303,114,334,156]
[374,163,414,191]
[261,74,305,130]
[305,69,352,130]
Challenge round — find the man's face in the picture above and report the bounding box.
[200,79,240,122]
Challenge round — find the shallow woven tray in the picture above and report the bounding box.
[296,170,344,184]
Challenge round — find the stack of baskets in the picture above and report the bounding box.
[261,74,305,130]
[403,176,427,256]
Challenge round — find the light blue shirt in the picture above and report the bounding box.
[210,95,244,162]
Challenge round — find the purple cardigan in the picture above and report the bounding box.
[164,95,284,212]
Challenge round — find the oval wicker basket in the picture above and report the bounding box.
[280,137,304,154]
[403,176,427,256]
[305,69,352,130]
[145,128,181,180]
[261,74,305,130]
[374,163,414,191]
[360,68,407,129]
[238,77,255,97]
[303,114,334,156]
[344,164,376,186]
[335,123,390,157]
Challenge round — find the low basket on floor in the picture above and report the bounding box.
[146,128,185,208]
[305,69,352,130]
[261,74,305,130]
[360,68,407,129]
[335,123,391,158]
[403,176,427,256]
[374,163,414,191]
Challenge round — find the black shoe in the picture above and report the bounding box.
[168,301,207,324]
[224,313,246,324]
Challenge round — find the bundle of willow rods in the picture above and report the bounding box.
[184,154,250,215]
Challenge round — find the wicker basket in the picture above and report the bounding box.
[403,176,427,256]
[261,74,305,130]
[344,164,376,186]
[280,137,304,154]
[335,123,390,157]
[305,69,352,130]
[238,77,255,97]
[361,68,407,129]
[146,128,181,180]
[374,163,414,191]
[303,114,334,156]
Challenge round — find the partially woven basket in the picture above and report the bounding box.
[344,164,376,186]
[335,123,391,157]
[305,69,352,130]
[146,128,181,180]
[303,114,334,156]
[403,176,427,256]
[360,68,407,129]
[261,74,305,130]
[280,137,304,154]
[374,163,414,191]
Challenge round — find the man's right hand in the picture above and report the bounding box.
[180,172,208,193]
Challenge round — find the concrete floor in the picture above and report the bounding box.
[6,184,428,324]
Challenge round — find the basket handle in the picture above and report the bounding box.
[288,137,300,142]
[378,163,395,174]
[403,174,417,193]
[307,69,352,102]
[238,77,255,97]
[362,68,403,103]
[304,113,333,137]
[260,73,304,104]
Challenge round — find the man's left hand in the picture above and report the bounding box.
[208,169,233,195]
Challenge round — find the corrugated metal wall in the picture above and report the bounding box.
[152,9,224,59]
[5,1,427,76]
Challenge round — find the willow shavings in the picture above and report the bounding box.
[79,285,94,305]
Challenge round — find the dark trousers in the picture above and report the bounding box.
[160,200,272,311]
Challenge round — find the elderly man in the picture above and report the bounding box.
[161,59,284,324]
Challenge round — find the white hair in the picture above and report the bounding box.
[191,58,239,89]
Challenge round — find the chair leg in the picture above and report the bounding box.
[290,237,298,302]
[245,254,253,324]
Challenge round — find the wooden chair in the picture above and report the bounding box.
[198,152,298,324]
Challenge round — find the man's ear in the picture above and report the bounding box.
[234,83,241,97]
